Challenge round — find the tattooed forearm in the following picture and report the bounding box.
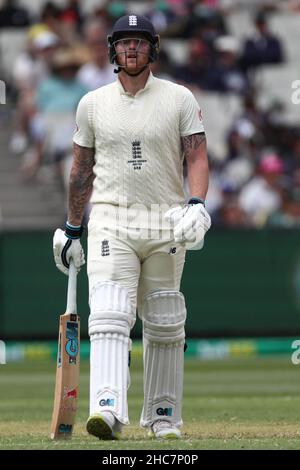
[181,132,206,159]
[183,133,209,200]
[68,143,95,225]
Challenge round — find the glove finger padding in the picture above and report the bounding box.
[174,208,201,237]
[53,228,85,275]
[72,240,85,269]
[174,221,204,243]
[175,220,205,250]
[53,229,69,275]
[182,222,204,242]
[174,207,205,236]
[164,206,184,226]
[165,203,211,250]
[198,205,211,232]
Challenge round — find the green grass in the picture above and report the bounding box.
[1,356,300,449]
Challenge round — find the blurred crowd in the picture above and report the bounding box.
[1,0,300,228]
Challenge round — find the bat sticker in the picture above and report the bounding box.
[65,322,79,364]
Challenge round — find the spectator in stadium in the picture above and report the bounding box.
[145,0,177,33]
[0,0,31,28]
[267,168,300,228]
[149,48,174,80]
[206,35,249,95]
[77,19,115,91]
[11,30,60,155]
[161,0,227,39]
[39,1,62,38]
[59,0,83,33]
[173,37,211,90]
[36,48,87,113]
[58,0,84,44]
[220,96,263,191]
[13,30,60,91]
[238,153,284,227]
[241,11,285,71]
[21,48,87,180]
[284,130,300,177]
[218,194,250,228]
[238,92,266,132]
[37,1,82,45]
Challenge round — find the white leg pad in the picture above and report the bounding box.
[89,282,135,425]
[140,290,187,428]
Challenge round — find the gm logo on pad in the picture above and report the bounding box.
[100,398,115,407]
[58,423,72,434]
[156,407,173,416]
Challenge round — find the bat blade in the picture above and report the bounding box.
[50,312,80,440]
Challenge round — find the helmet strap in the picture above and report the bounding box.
[113,49,150,75]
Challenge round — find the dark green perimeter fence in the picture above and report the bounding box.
[1,229,300,339]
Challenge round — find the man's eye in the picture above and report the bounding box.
[122,39,137,46]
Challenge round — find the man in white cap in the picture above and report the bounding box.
[239,153,284,227]
[53,14,211,440]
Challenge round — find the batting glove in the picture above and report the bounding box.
[164,197,211,250]
[53,222,85,275]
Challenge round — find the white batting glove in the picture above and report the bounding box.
[53,224,85,275]
[164,198,211,250]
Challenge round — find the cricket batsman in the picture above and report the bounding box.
[53,14,211,440]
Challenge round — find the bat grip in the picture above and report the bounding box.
[66,259,77,314]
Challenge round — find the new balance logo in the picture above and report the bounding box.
[100,399,115,407]
[129,15,137,26]
[156,407,173,416]
[169,247,177,255]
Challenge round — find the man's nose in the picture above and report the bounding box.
[129,39,138,48]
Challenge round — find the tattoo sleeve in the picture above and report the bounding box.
[68,143,95,225]
[181,132,209,200]
[181,132,206,159]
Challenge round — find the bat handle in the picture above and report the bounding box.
[66,259,77,314]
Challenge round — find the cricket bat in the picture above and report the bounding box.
[50,260,80,440]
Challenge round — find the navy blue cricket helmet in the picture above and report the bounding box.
[108,14,160,66]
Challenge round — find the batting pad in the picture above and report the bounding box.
[140,290,187,428]
[89,282,134,425]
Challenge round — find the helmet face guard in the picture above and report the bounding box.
[108,34,160,66]
[107,15,160,68]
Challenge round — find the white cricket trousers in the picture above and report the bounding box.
[87,204,186,314]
